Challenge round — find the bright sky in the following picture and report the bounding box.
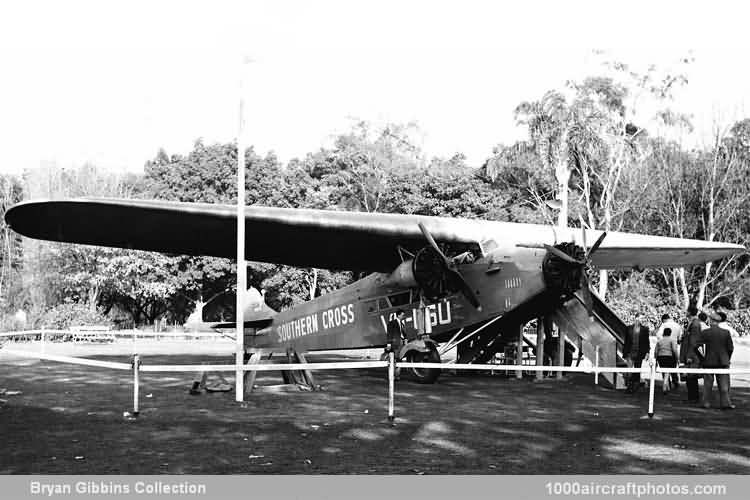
[0,1,748,175]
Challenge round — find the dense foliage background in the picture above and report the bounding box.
[2,57,749,332]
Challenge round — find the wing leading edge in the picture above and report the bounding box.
[4,198,745,272]
[4,198,487,272]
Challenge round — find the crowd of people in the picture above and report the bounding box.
[623,308,737,410]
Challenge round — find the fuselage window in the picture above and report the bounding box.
[377,297,391,310]
[388,291,411,307]
[365,300,377,314]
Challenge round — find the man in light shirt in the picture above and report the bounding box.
[655,313,682,389]
[656,313,683,341]
[654,328,680,393]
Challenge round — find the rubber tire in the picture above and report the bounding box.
[406,349,441,384]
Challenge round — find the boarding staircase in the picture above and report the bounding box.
[453,289,628,387]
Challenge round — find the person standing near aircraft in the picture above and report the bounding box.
[699,312,735,409]
[656,313,683,340]
[654,328,679,394]
[698,311,709,331]
[681,306,703,404]
[386,310,407,379]
[623,318,650,393]
[655,314,682,388]
[716,311,739,338]
[387,310,407,352]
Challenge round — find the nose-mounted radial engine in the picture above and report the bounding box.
[384,223,482,310]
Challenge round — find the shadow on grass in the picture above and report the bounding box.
[1,353,749,474]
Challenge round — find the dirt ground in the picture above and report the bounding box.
[1,341,749,474]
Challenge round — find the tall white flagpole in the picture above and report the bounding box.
[235,57,248,402]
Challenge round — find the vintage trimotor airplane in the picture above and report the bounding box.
[4,198,745,384]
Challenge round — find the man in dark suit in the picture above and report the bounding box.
[386,310,406,353]
[623,318,650,393]
[700,311,735,409]
[681,305,703,403]
[386,310,407,380]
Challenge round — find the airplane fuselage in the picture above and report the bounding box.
[245,244,550,352]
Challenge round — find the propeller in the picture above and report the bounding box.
[417,222,482,311]
[576,220,607,318]
[544,244,584,265]
[588,231,607,256]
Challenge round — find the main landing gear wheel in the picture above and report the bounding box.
[406,349,441,384]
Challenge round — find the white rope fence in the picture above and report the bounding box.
[0,329,227,340]
[1,348,132,370]
[0,330,70,338]
[2,346,749,421]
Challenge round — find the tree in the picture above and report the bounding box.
[692,120,750,308]
[142,140,289,317]
[104,251,182,325]
[261,267,352,311]
[300,121,425,212]
[514,90,580,230]
[511,56,694,300]
[382,166,518,221]
[0,175,24,316]
[14,164,146,326]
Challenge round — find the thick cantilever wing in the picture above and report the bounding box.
[5,198,745,272]
[4,198,487,272]
[579,229,747,269]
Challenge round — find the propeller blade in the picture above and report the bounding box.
[418,222,451,266]
[580,272,594,318]
[544,244,584,265]
[578,216,588,253]
[515,243,546,249]
[587,232,607,257]
[448,269,482,311]
[417,222,481,310]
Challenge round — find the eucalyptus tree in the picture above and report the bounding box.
[0,175,23,317]
[692,119,750,308]
[511,56,694,300]
[514,90,582,229]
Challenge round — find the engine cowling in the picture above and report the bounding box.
[383,246,448,300]
[542,242,585,294]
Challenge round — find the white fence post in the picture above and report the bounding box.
[556,331,564,380]
[535,318,545,381]
[647,358,656,418]
[41,326,46,354]
[594,346,599,386]
[388,351,395,423]
[133,354,140,418]
[516,325,523,379]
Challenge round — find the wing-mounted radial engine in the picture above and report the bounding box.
[542,242,586,294]
[383,223,482,310]
[524,230,607,316]
[547,231,606,315]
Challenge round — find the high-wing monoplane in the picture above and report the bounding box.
[5,198,745,384]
